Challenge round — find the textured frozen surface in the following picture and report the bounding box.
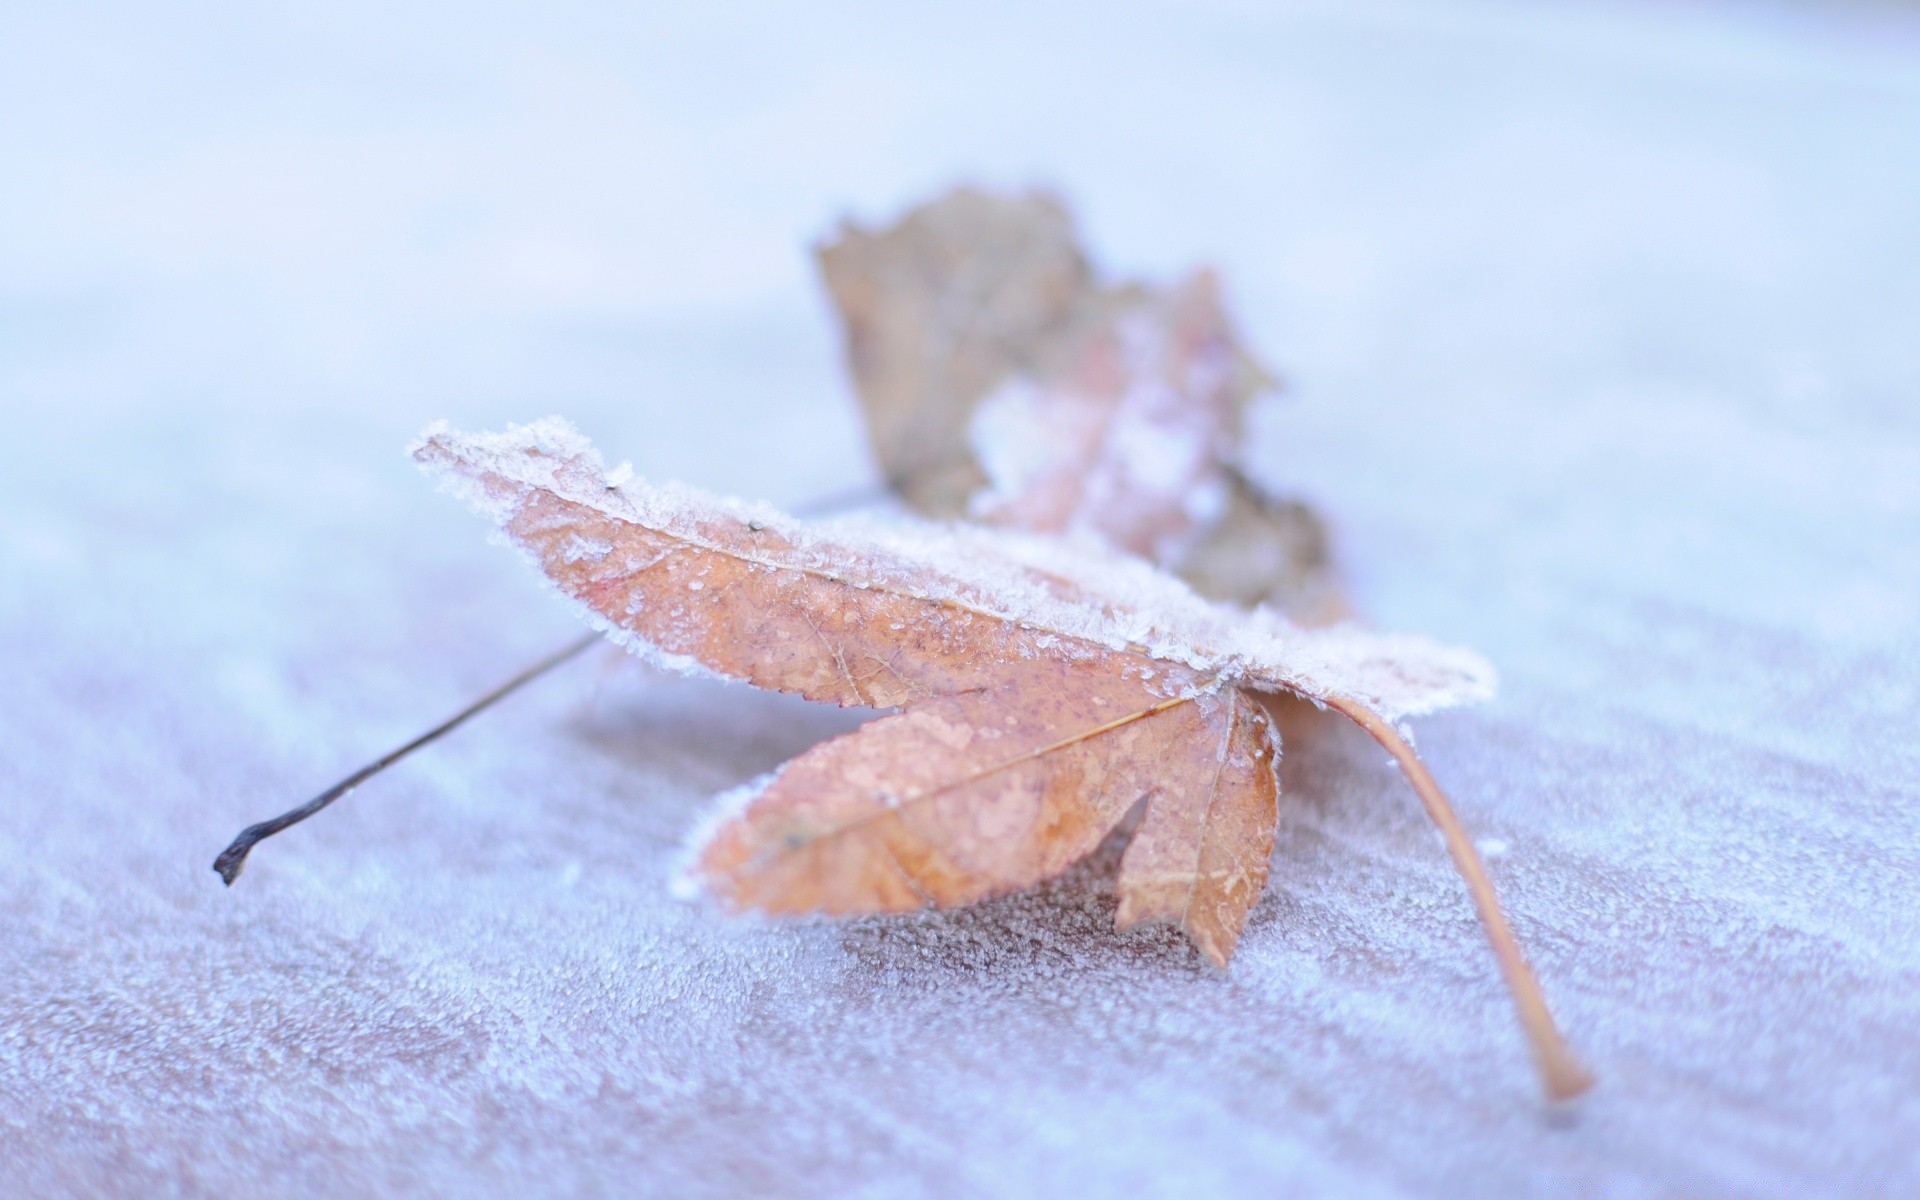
[4,1,1920,1196]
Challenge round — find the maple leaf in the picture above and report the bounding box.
[413,417,1592,1100]
[817,186,1341,622]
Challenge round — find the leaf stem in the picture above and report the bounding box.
[1324,695,1595,1102]
[214,480,892,886]
[212,632,601,885]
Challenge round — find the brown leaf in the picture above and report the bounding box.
[816,186,1341,617]
[417,419,1476,955]
[816,187,1095,515]
[414,418,1590,1099]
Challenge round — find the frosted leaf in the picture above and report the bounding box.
[415,419,1588,1098]
[413,418,1492,723]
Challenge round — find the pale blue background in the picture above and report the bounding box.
[3,2,1919,1195]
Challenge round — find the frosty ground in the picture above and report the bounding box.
[3,1,1918,1195]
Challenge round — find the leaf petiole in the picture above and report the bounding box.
[212,632,602,885]
[1324,694,1595,1102]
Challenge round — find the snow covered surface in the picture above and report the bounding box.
[4,1,1920,1195]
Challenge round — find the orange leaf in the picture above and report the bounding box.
[414,417,1591,1100]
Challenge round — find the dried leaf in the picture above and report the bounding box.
[412,418,1589,1100]
[817,186,1339,620]
[417,417,1465,947]
[816,188,1095,514]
